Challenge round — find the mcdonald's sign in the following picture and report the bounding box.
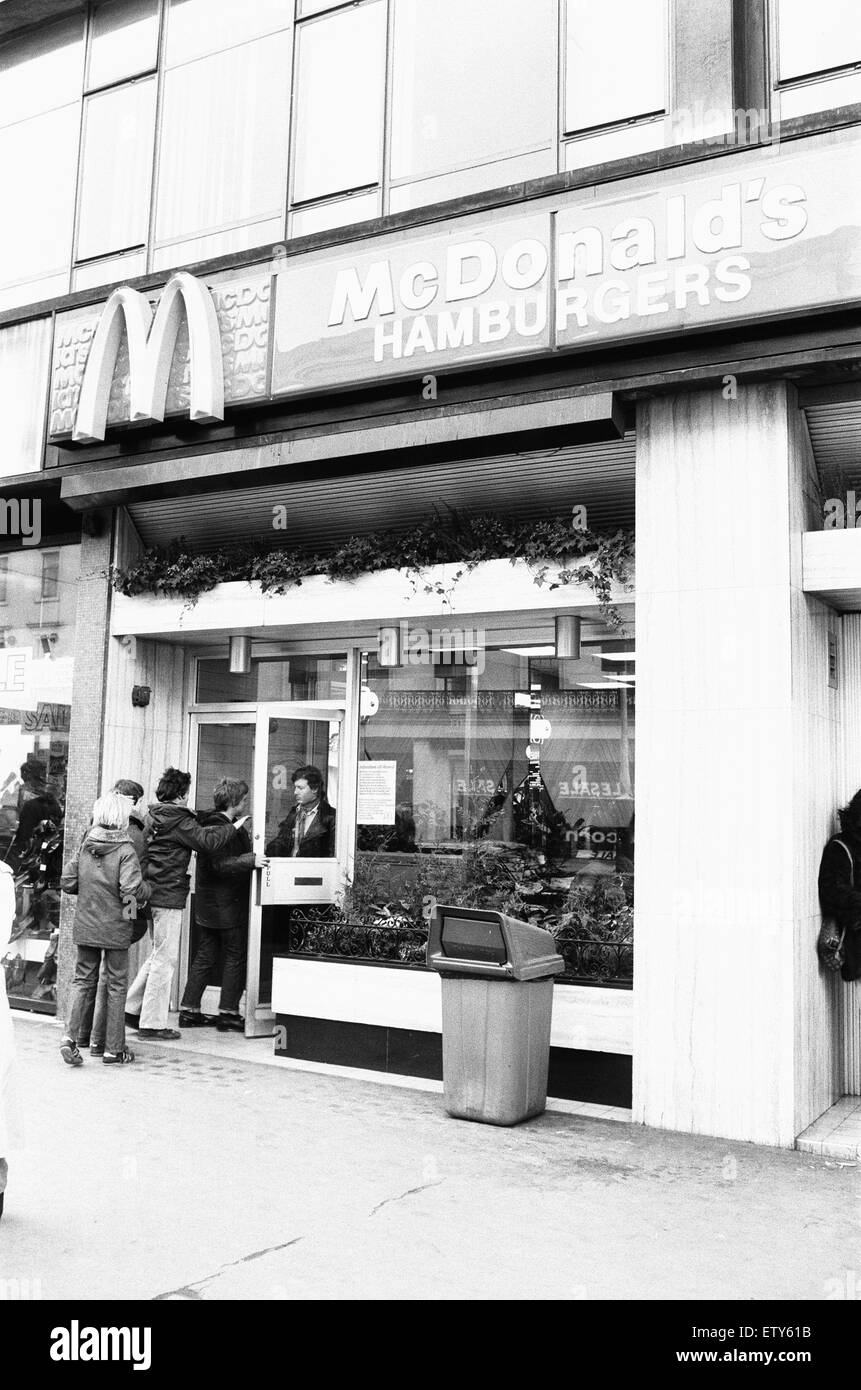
[48,270,272,442]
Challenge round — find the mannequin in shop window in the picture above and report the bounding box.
[266,766,336,859]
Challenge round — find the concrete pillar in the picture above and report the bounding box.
[57,511,114,1018]
[634,382,840,1146]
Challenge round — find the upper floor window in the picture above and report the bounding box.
[773,0,861,118]
[40,551,60,601]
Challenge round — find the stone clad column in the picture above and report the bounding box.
[56,511,114,1017]
[633,383,839,1146]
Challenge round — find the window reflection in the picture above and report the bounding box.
[292,2,386,204]
[355,643,635,971]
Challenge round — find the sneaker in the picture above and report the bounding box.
[179,1011,218,1028]
[89,1043,105,1057]
[103,1048,135,1065]
[137,1027,181,1040]
[60,1039,83,1067]
[124,1012,140,1028]
[215,1012,245,1033]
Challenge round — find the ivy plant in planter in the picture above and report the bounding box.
[112,507,634,630]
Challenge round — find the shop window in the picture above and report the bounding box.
[0,557,8,605]
[0,544,81,1015]
[388,0,556,204]
[336,640,635,985]
[291,1,386,206]
[772,0,861,118]
[195,654,348,703]
[0,17,84,309]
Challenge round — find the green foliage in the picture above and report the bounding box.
[111,507,634,628]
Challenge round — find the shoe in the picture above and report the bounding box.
[124,1012,140,1028]
[137,1027,181,1040]
[89,1043,104,1057]
[215,1012,245,1033]
[179,1011,218,1028]
[103,1048,135,1064]
[60,1039,83,1067]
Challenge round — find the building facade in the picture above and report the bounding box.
[1,0,860,1146]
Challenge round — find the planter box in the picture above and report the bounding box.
[111,556,632,640]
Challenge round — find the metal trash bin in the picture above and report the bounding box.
[426,904,564,1126]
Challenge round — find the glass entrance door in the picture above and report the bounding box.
[185,713,256,1020]
[247,701,351,1032]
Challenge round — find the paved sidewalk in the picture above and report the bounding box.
[1,1013,858,1301]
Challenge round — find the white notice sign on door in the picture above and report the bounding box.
[357,760,397,825]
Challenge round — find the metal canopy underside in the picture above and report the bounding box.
[122,398,854,554]
[126,433,636,552]
[805,401,861,490]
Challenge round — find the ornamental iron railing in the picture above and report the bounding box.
[285,909,632,986]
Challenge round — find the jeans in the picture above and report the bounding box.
[78,966,108,1048]
[125,906,183,1029]
[181,925,247,1014]
[66,946,129,1054]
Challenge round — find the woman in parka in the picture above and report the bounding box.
[59,791,152,1066]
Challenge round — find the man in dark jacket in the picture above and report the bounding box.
[819,789,861,982]
[266,765,336,859]
[126,768,237,1039]
[179,778,264,1034]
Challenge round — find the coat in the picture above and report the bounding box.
[818,833,861,982]
[194,812,254,932]
[266,801,336,859]
[144,802,238,909]
[0,861,15,1159]
[60,826,151,950]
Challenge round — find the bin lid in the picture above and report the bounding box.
[426,905,565,981]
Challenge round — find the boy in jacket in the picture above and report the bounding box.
[59,791,152,1066]
[80,779,150,1056]
[125,768,237,1039]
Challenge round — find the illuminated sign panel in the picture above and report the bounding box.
[46,132,861,437]
[271,133,861,395]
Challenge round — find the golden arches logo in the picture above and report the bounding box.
[73,272,224,443]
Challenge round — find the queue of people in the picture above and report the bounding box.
[58,769,266,1068]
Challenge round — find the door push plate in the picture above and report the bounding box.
[260,858,339,905]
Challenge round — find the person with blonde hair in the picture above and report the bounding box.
[59,790,151,1066]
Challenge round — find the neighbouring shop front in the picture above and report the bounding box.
[0,540,80,1015]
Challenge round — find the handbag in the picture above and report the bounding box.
[817,838,853,971]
